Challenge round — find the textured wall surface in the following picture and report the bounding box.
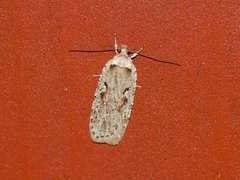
[0,0,239,179]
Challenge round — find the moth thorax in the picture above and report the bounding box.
[120,45,129,55]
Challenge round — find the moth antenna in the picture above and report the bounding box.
[69,49,114,53]
[135,53,181,66]
[69,49,181,66]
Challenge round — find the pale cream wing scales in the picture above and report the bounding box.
[90,59,137,145]
[90,59,114,142]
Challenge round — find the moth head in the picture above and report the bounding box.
[120,45,129,55]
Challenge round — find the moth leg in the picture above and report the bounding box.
[136,85,141,88]
[130,45,145,59]
[93,75,101,77]
[114,36,118,54]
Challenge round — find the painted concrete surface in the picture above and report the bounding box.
[0,1,239,179]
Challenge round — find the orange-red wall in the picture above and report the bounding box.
[0,1,239,179]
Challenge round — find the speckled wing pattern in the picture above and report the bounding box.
[90,54,137,145]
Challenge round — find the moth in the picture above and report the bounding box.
[69,37,180,145]
[90,38,143,145]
